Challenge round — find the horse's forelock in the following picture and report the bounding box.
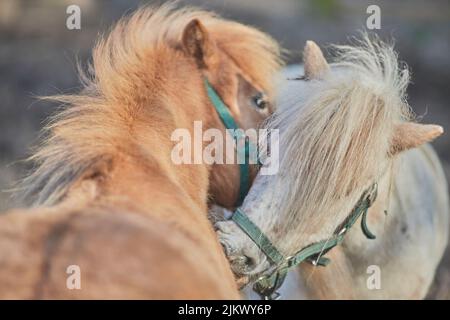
[267,35,412,250]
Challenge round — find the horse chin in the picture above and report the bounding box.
[216,220,267,281]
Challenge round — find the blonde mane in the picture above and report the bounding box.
[267,36,413,246]
[18,3,281,206]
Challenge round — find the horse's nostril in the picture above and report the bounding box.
[244,255,256,269]
[230,254,257,274]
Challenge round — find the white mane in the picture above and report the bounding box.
[266,35,413,249]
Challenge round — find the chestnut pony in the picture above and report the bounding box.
[0,5,281,298]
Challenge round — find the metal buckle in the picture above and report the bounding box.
[253,271,285,300]
[285,255,294,267]
[264,291,281,300]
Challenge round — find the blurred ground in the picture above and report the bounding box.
[0,0,449,298]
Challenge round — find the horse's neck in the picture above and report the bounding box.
[300,146,449,299]
[325,125,447,262]
[66,92,219,223]
[105,126,214,223]
[100,134,239,293]
[34,100,240,299]
[107,151,209,219]
[0,145,238,299]
[339,164,396,255]
[345,146,448,253]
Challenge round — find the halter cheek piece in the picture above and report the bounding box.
[205,78,378,300]
[233,183,378,300]
[204,78,251,206]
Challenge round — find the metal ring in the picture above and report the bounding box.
[255,274,269,283]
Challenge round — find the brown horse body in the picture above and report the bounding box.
[0,5,281,299]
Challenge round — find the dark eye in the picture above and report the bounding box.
[252,92,268,110]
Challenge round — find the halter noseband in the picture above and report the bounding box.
[204,78,251,206]
[232,183,379,300]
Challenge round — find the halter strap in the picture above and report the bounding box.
[232,209,284,265]
[204,78,250,206]
[232,183,378,300]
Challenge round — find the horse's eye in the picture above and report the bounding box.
[252,93,268,110]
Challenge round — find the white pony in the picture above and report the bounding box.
[216,36,449,299]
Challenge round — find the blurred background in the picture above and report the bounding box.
[0,0,449,298]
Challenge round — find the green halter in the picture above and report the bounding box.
[232,183,378,300]
[204,78,251,206]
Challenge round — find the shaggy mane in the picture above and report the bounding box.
[267,35,413,247]
[17,3,281,206]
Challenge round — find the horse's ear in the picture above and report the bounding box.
[390,122,444,155]
[182,19,214,69]
[303,40,329,79]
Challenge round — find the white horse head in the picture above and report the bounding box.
[216,36,444,284]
